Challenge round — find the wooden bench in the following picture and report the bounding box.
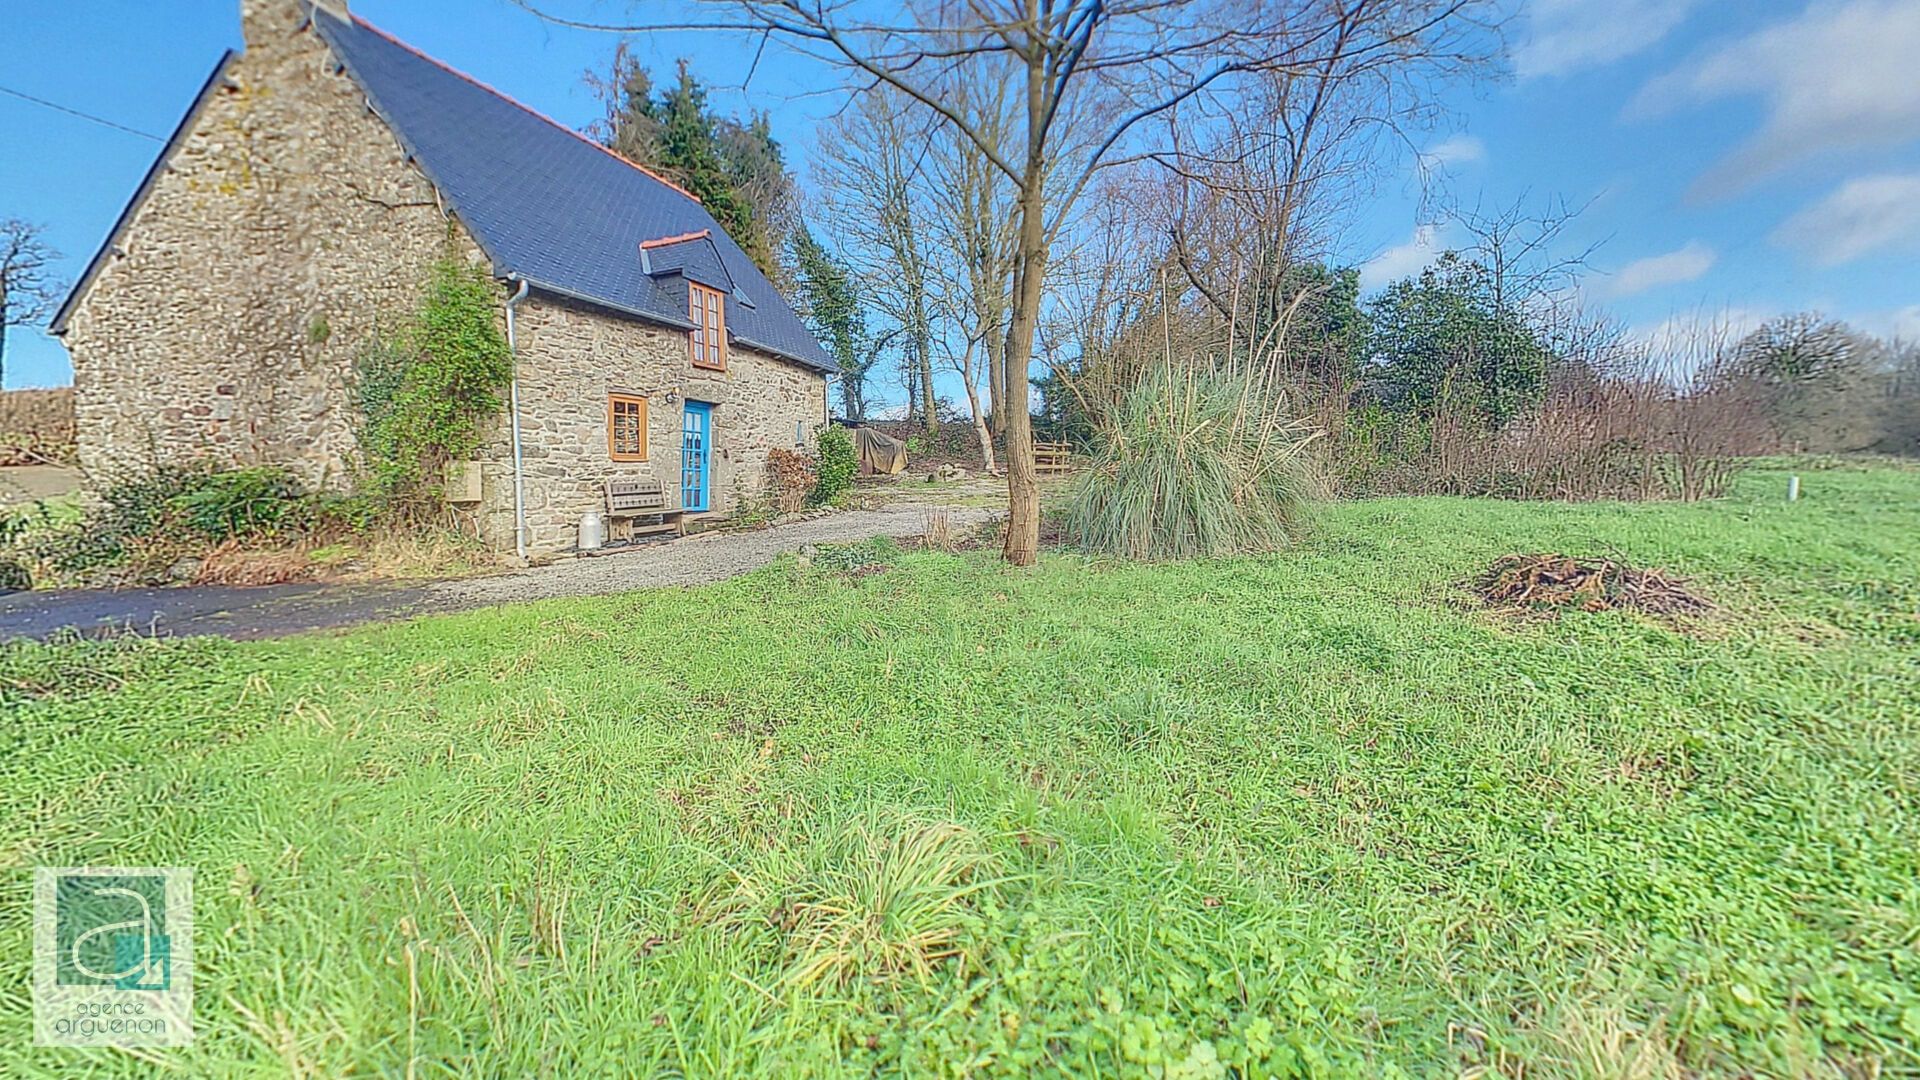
[605,478,685,540]
[1033,441,1076,476]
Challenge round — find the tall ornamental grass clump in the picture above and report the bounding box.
[1063,366,1321,560]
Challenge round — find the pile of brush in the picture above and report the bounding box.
[1475,553,1710,616]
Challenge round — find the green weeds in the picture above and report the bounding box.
[1,463,1915,1075]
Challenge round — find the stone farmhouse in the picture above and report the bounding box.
[51,0,837,557]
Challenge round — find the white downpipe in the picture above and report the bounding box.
[505,276,531,561]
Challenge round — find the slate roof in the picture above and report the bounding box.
[317,10,837,372]
[312,9,834,373]
[54,7,833,372]
[640,233,736,294]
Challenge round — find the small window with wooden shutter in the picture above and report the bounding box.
[688,282,726,370]
[608,393,648,460]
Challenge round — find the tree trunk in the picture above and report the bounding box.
[1001,173,1047,567]
[917,327,938,434]
[961,363,998,475]
[985,326,1006,437]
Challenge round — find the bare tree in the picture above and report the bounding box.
[815,88,939,433]
[1158,10,1465,333]
[1451,193,1599,320]
[1,220,64,388]
[514,0,1497,564]
[1722,312,1871,451]
[1875,337,1920,456]
[924,69,1020,438]
[932,308,1002,474]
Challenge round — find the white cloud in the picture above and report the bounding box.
[1515,0,1704,78]
[1419,135,1485,168]
[1632,0,1920,196]
[1629,306,1772,374]
[1888,305,1920,341]
[1847,303,1920,342]
[1360,224,1448,291]
[1602,241,1716,298]
[1772,173,1920,265]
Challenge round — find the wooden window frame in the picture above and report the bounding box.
[688,282,727,371]
[608,393,649,461]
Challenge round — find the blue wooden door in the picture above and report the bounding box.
[681,401,712,512]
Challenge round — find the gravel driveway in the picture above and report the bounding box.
[429,501,996,606]
[1,500,998,642]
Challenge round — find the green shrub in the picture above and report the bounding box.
[3,463,313,584]
[165,466,303,540]
[355,254,513,512]
[1062,366,1320,560]
[95,462,223,538]
[289,491,384,534]
[810,425,858,506]
[88,463,305,544]
[15,517,123,576]
[810,534,899,573]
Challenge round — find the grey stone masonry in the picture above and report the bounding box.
[61,0,828,557]
[65,0,462,489]
[474,295,829,555]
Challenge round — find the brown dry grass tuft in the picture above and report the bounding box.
[195,539,323,586]
[922,509,953,552]
[1480,1001,1689,1080]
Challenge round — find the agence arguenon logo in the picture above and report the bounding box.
[33,867,194,1048]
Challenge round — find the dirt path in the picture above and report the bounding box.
[0,501,997,642]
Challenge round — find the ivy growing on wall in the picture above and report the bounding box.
[355,254,511,513]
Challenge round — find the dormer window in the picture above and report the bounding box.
[689,281,726,370]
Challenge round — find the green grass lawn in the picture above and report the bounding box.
[3,461,1917,1077]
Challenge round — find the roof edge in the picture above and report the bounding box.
[50,50,239,334]
[639,229,711,250]
[732,333,840,376]
[309,13,514,278]
[518,275,694,331]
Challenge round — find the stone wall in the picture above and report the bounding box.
[62,0,829,558]
[474,293,828,554]
[63,0,465,488]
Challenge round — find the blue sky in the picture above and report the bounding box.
[4,0,1918,393]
